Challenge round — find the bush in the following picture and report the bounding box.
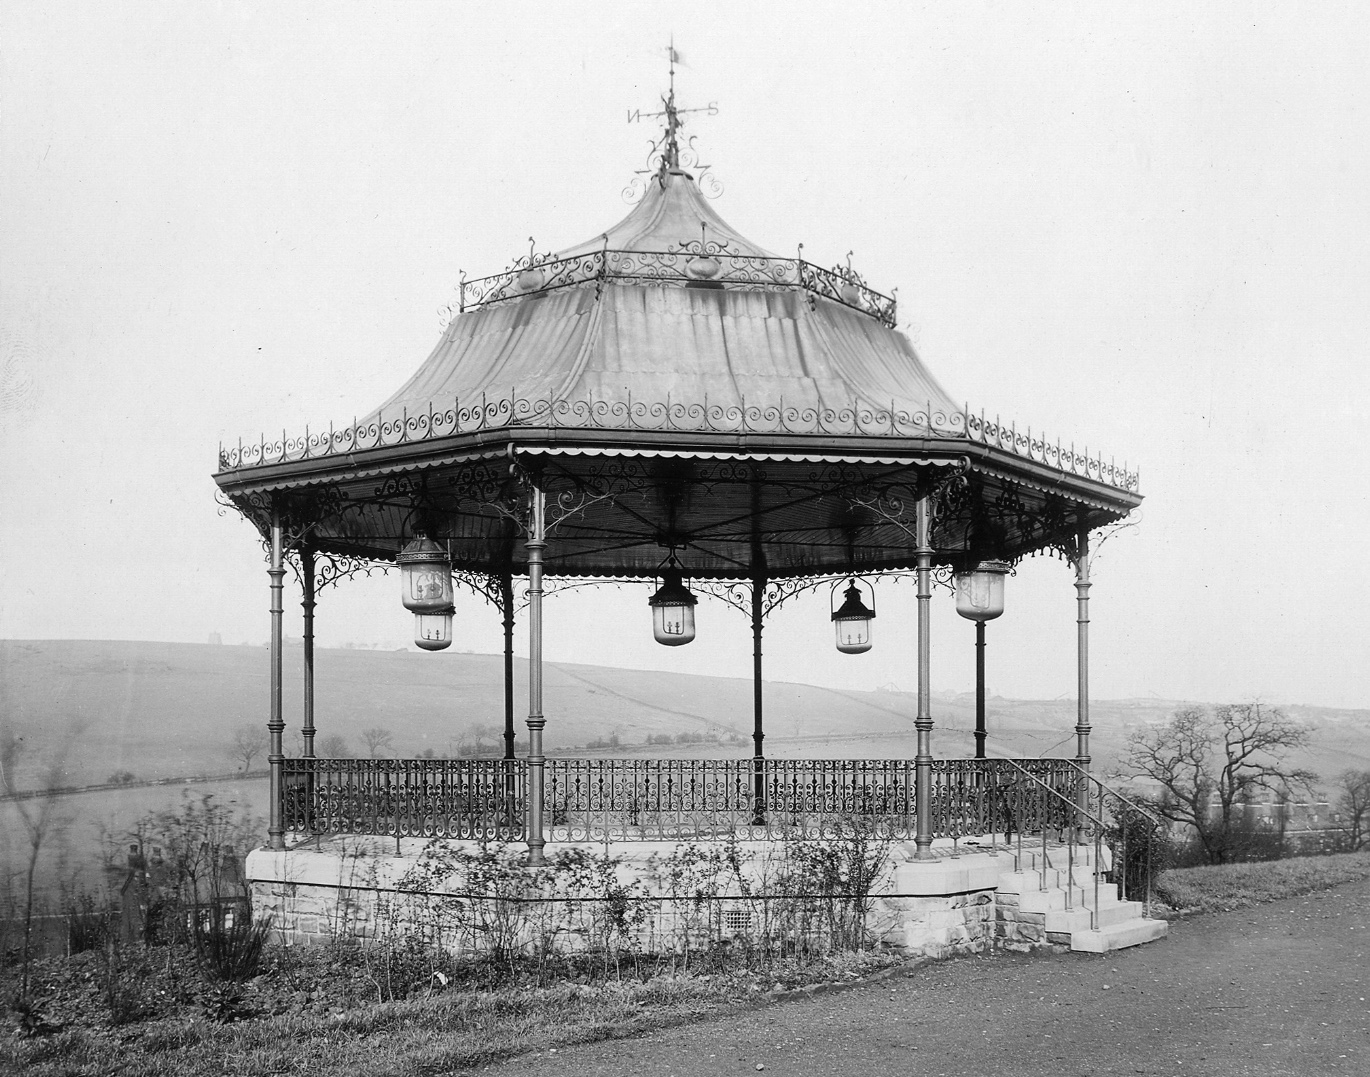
[64,893,113,955]
[98,939,157,1025]
[1106,805,1172,901]
[193,910,274,982]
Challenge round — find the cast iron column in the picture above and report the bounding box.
[913,495,935,859]
[525,488,547,865]
[301,546,316,759]
[974,619,987,759]
[1074,521,1092,814]
[751,576,766,825]
[501,571,516,761]
[267,509,286,851]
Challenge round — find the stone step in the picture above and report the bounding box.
[1069,917,1169,953]
[1014,884,1124,914]
[998,868,1114,896]
[1013,845,1111,873]
[1046,899,1146,934]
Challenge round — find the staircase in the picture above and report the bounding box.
[996,842,1167,953]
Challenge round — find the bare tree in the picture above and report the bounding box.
[1334,768,1370,851]
[228,724,265,772]
[361,726,394,757]
[318,733,350,758]
[1,726,70,996]
[457,722,499,758]
[1123,703,1317,864]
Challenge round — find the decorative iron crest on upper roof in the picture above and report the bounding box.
[443,242,899,328]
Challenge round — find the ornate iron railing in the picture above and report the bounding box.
[282,758,525,841]
[539,757,1079,843]
[278,756,1083,845]
[452,247,897,328]
[217,394,1137,494]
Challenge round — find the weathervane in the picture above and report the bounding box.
[623,42,723,202]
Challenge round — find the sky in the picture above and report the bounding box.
[2,2,1368,710]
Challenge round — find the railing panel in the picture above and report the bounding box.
[282,758,526,841]
[546,759,925,842]
[279,756,1092,845]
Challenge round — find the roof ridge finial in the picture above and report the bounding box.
[662,38,681,173]
[626,41,718,184]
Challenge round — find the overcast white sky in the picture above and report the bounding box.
[3,2,1368,709]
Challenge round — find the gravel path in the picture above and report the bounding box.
[487,877,1370,1077]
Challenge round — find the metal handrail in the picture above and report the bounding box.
[1060,761,1161,917]
[995,757,1108,829]
[994,758,1108,930]
[1061,761,1164,826]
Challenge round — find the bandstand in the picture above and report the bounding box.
[214,87,1164,954]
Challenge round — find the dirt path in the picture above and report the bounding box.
[488,878,1370,1077]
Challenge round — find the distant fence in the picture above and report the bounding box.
[0,769,269,803]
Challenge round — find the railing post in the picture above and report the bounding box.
[525,486,547,865]
[913,495,936,860]
[267,508,286,851]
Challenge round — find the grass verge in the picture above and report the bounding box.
[2,950,899,1076]
[1156,850,1370,915]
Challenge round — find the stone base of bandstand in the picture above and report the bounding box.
[247,835,1134,960]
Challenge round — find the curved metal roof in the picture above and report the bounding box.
[214,165,1141,578]
[364,169,956,434]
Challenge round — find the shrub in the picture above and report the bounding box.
[65,892,113,955]
[97,939,157,1025]
[199,982,257,1023]
[193,910,274,982]
[1105,805,1172,901]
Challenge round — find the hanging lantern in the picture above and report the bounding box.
[954,561,1010,623]
[398,534,455,651]
[831,579,876,654]
[648,562,698,646]
[413,609,455,651]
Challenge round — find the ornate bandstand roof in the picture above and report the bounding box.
[215,98,1141,581]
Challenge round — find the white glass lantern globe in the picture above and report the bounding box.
[414,608,455,652]
[831,581,876,654]
[954,561,1010,623]
[648,568,698,646]
[397,535,454,613]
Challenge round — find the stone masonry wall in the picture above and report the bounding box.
[248,839,1076,959]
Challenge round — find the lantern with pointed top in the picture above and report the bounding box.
[954,561,1010,623]
[648,559,698,646]
[831,579,876,654]
[398,534,455,651]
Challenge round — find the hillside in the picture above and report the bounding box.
[4,639,1368,908]
[3,639,1367,789]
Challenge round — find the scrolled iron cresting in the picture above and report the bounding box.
[218,392,1134,494]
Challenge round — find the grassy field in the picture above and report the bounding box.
[1155,851,1370,914]
[1,944,901,1077]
